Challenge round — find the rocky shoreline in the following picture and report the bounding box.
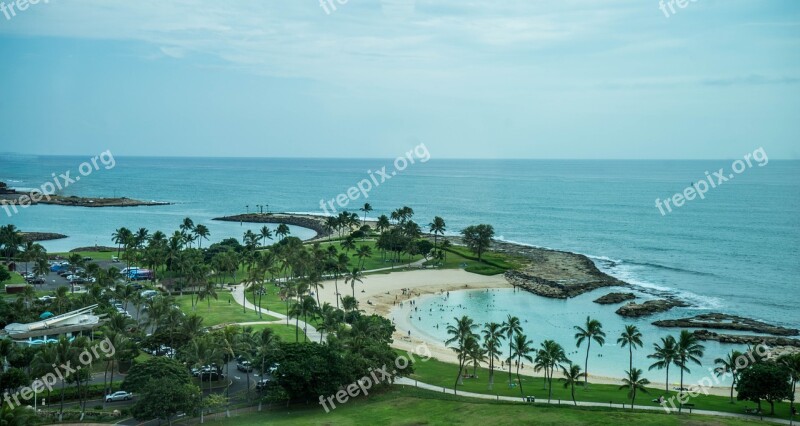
[693,330,800,348]
[0,191,169,208]
[488,239,626,299]
[615,299,690,318]
[213,213,330,240]
[593,292,637,304]
[653,313,799,337]
[20,232,68,242]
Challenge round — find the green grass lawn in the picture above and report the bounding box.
[240,323,307,342]
[439,245,524,275]
[4,272,27,285]
[410,357,793,421]
[213,386,761,425]
[174,294,278,325]
[317,240,425,271]
[52,250,119,260]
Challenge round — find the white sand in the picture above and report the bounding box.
[315,269,730,396]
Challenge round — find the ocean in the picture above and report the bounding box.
[2,155,798,336]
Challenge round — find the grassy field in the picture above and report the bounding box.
[410,357,793,421]
[3,272,27,285]
[241,323,307,342]
[213,386,762,425]
[439,245,524,275]
[174,295,278,325]
[317,240,425,271]
[52,250,120,261]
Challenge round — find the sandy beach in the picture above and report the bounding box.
[316,268,731,396]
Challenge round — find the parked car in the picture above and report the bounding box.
[38,295,56,303]
[236,361,253,372]
[26,277,45,284]
[105,391,133,402]
[255,379,272,390]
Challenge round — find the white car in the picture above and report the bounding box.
[105,391,133,402]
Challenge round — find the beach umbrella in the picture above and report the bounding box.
[39,311,54,319]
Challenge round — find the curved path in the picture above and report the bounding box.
[230,284,322,342]
[395,377,792,425]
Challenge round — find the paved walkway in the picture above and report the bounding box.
[231,285,322,342]
[394,378,792,425]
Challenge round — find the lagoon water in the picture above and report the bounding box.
[2,155,799,379]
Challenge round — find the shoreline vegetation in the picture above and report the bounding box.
[2,204,799,424]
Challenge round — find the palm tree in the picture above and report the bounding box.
[258,226,273,247]
[355,245,372,269]
[535,339,568,401]
[482,322,504,390]
[777,353,800,421]
[715,349,744,402]
[561,363,585,405]
[445,315,478,393]
[618,324,643,374]
[500,315,522,386]
[254,328,280,411]
[180,217,195,235]
[511,333,535,397]
[20,241,44,274]
[275,223,290,241]
[674,330,705,411]
[620,368,650,410]
[111,227,132,258]
[574,316,605,387]
[194,224,210,249]
[344,267,363,300]
[466,336,487,378]
[648,335,677,394]
[429,216,446,254]
[359,203,373,226]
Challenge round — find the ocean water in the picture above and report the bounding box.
[1,156,798,335]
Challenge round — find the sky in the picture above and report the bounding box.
[0,0,798,159]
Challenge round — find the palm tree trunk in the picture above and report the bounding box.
[679,368,684,413]
[584,340,591,386]
[665,365,670,394]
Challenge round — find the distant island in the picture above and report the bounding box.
[0,181,170,208]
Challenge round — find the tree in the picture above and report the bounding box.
[778,353,800,421]
[648,335,677,394]
[511,333,535,397]
[715,349,745,403]
[359,203,372,226]
[561,363,585,405]
[536,339,567,401]
[194,224,210,249]
[675,330,705,411]
[460,224,494,261]
[617,325,643,375]
[574,316,605,387]
[429,216,446,254]
[500,315,522,386]
[482,322,504,390]
[275,223,290,241]
[445,315,478,393]
[123,357,192,393]
[344,267,363,300]
[0,264,11,283]
[737,362,792,415]
[131,378,201,426]
[620,368,650,410]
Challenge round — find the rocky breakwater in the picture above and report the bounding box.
[21,232,68,242]
[213,213,330,240]
[693,330,800,348]
[615,299,690,318]
[653,313,800,336]
[594,292,637,304]
[501,244,626,299]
